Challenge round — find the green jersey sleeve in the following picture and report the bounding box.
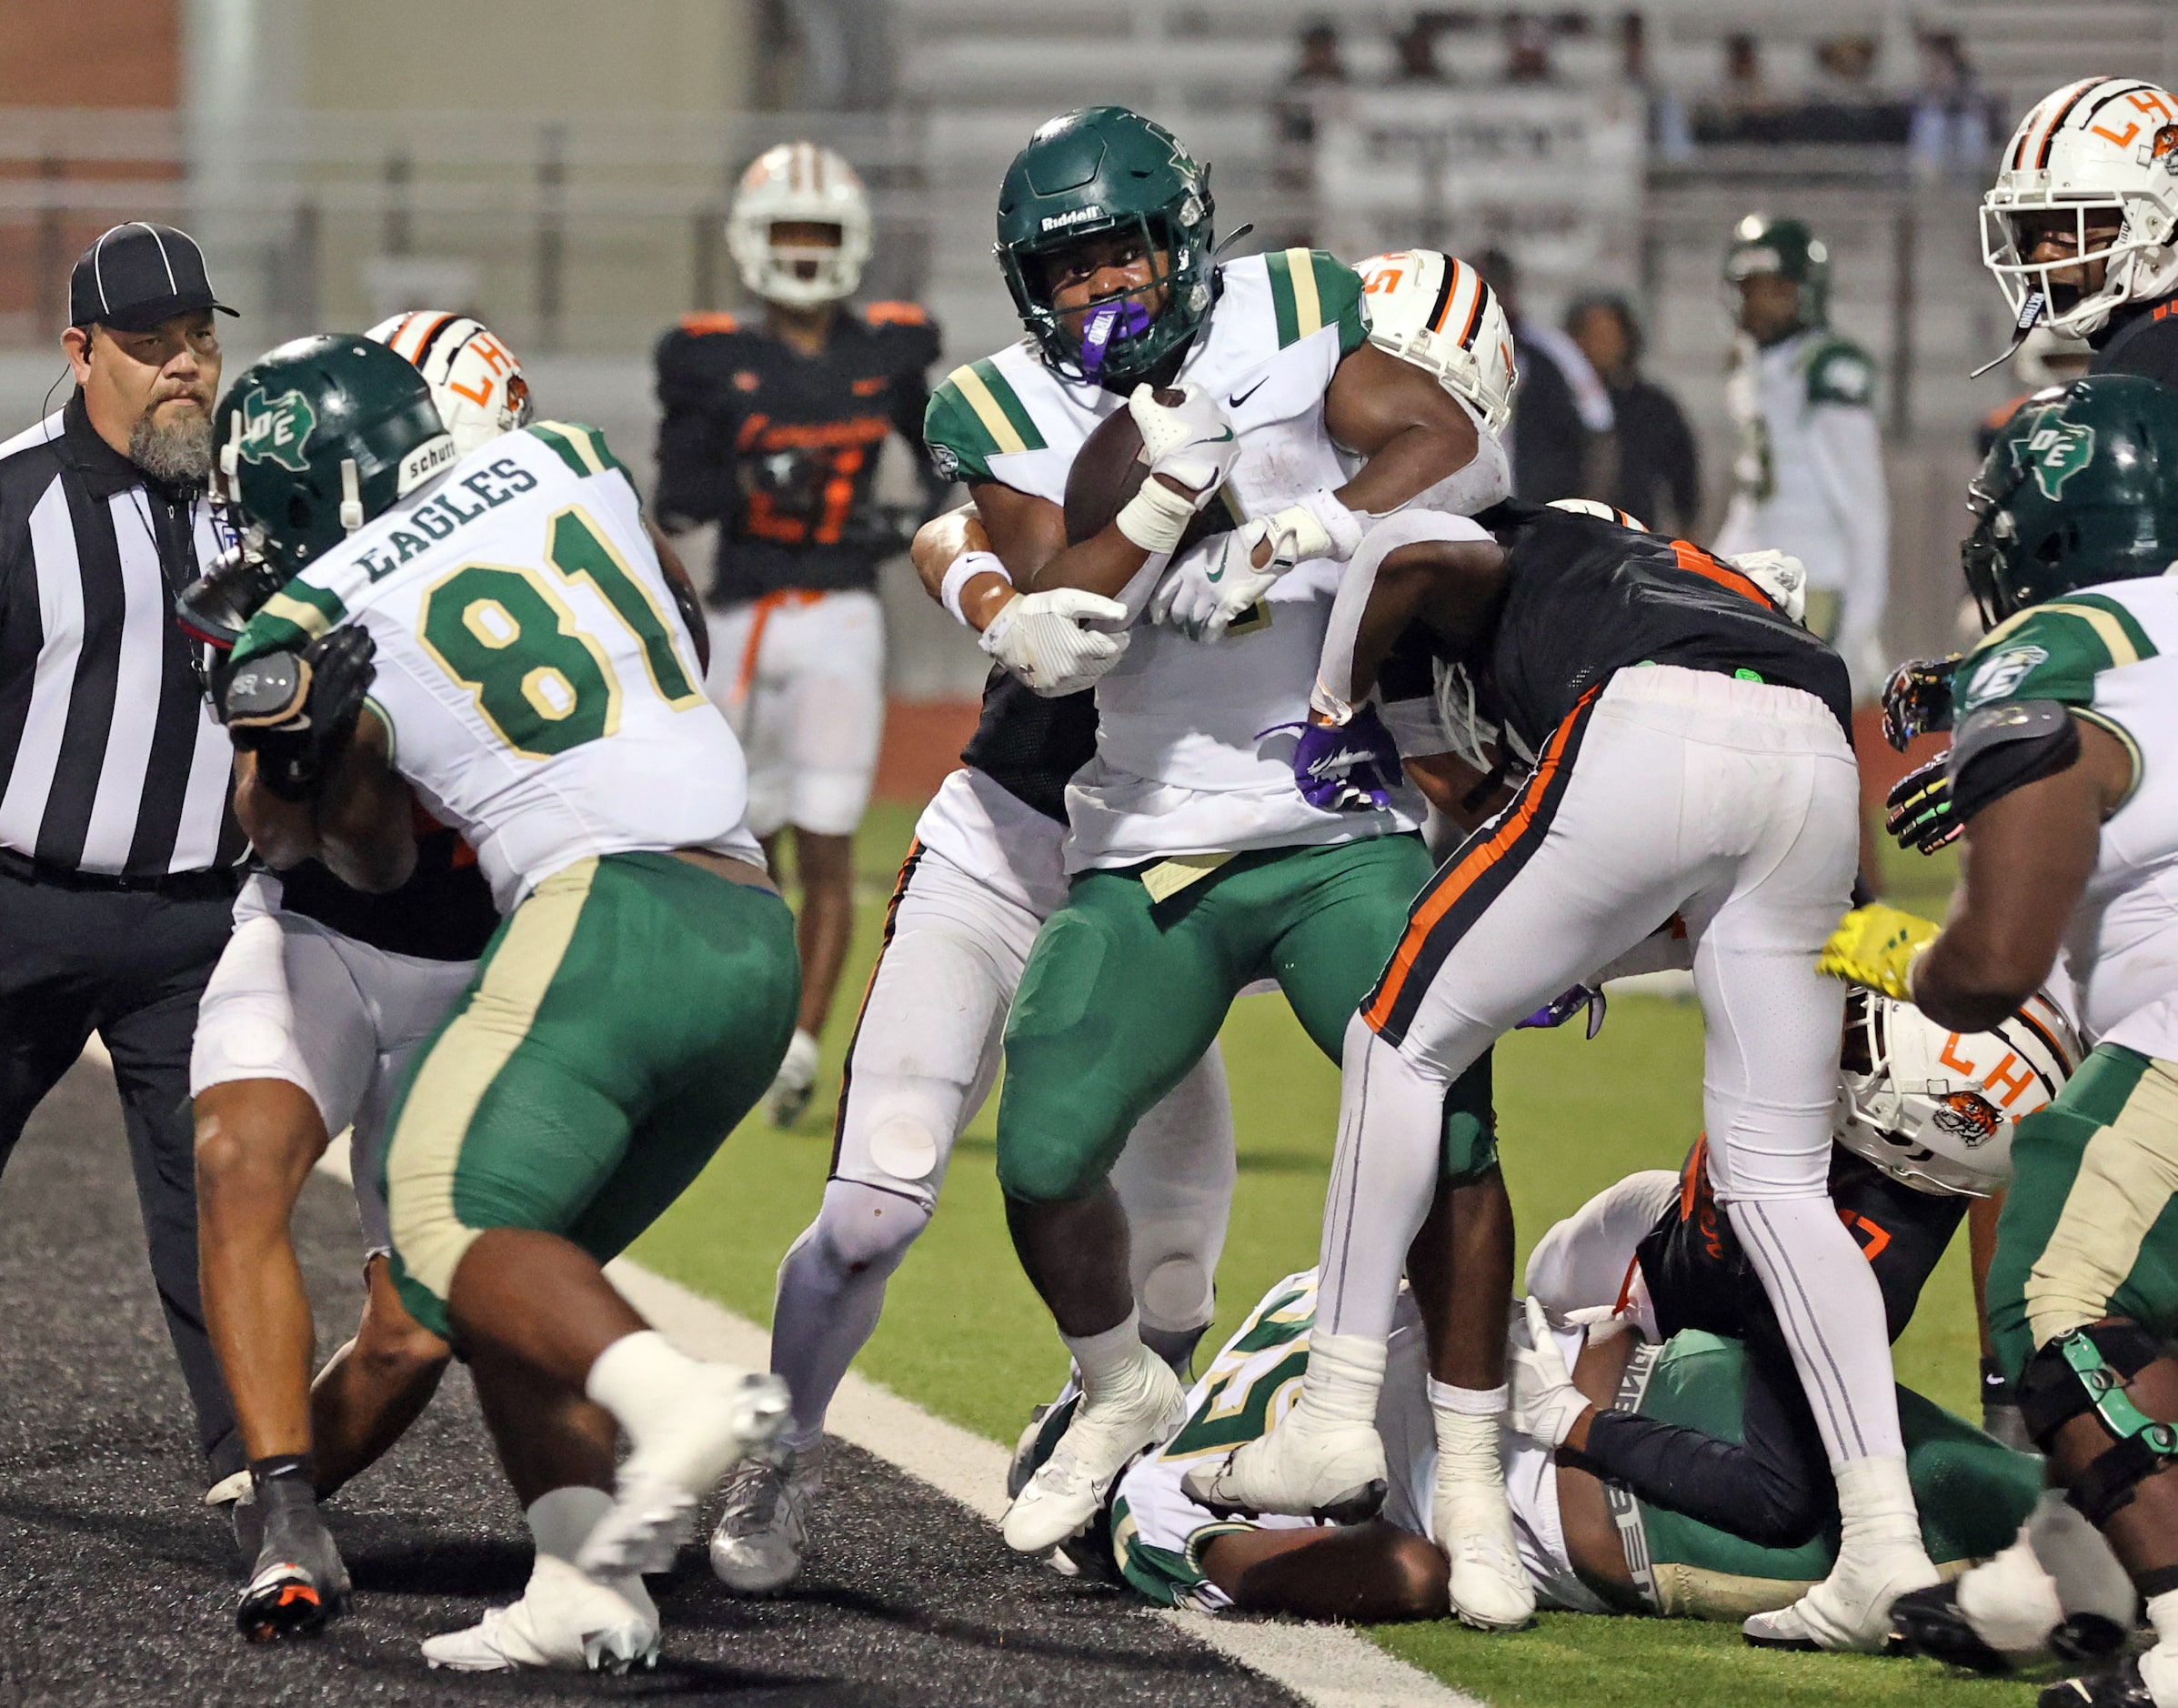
[923,358,1048,487]
[1805,338,1876,408]
[232,575,348,668]
[1267,248,1370,356]
[1954,594,2160,716]
[526,419,630,483]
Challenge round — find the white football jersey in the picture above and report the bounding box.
[926,250,1428,870]
[236,422,759,907]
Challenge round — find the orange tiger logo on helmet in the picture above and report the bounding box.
[1932,1090,2002,1146]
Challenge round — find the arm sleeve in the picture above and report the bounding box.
[1804,400,1889,695]
[1316,511,1490,713]
[651,335,732,531]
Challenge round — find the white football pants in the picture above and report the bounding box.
[1316,664,1907,1467]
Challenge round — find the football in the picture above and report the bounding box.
[1063,389,1236,552]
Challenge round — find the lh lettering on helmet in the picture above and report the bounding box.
[238,387,316,473]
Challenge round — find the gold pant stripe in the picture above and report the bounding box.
[2027,1057,2178,1347]
[386,858,599,1303]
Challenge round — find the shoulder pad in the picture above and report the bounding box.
[1948,699,2082,823]
[1806,340,1875,407]
[677,311,742,337]
[861,300,928,328]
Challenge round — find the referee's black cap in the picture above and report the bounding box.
[69,223,237,333]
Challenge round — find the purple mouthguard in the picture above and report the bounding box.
[1079,300,1152,377]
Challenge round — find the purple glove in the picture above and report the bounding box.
[1270,708,1404,813]
[1517,985,1607,1039]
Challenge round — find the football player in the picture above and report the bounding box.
[654,141,945,1128]
[1205,494,1947,1652]
[1980,79,2178,386]
[1822,376,2178,1707]
[1711,216,1889,706]
[188,316,537,1642]
[924,106,1530,1628]
[1029,1267,2040,1632]
[209,334,798,1672]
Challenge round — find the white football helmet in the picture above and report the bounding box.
[1982,78,2178,340]
[1355,249,1519,435]
[1835,989,2079,1197]
[366,312,532,458]
[728,141,873,308]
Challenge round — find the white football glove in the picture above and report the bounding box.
[979,588,1130,697]
[1508,1296,1591,1450]
[1149,527,1277,642]
[1722,548,1807,626]
[1259,487,1365,566]
[1127,382,1240,496]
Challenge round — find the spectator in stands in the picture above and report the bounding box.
[1273,21,1349,238]
[1393,15,1449,84]
[1620,11,1693,160]
[1566,293,1701,536]
[1476,246,1611,504]
[1812,35,1879,103]
[1502,13,1553,84]
[1719,33,1769,118]
[1910,31,1992,181]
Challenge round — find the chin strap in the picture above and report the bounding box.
[337,458,364,534]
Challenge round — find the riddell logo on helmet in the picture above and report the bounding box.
[1932,1091,2002,1146]
[1039,206,1106,233]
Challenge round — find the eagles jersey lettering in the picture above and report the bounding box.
[925,249,1428,869]
[653,303,943,605]
[1467,501,1854,759]
[233,422,761,908]
[1952,582,2178,1056]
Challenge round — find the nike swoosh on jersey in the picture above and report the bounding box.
[1228,378,1269,407]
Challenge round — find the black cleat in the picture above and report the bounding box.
[2052,1615,2132,1668]
[2041,1657,2158,1708]
[236,1484,350,1643]
[1889,1580,2017,1673]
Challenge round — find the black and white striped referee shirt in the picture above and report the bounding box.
[0,393,241,878]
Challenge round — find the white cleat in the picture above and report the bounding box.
[423,1556,659,1673]
[1743,1544,1941,1653]
[1436,1484,1536,1632]
[767,1030,821,1129]
[577,1365,792,1579]
[1181,1414,1388,1524]
[710,1442,823,1593]
[1002,1351,1184,1554]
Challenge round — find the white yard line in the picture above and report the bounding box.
[299,1131,1478,1706]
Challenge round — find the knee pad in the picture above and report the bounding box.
[813,1179,930,1277]
[1137,1254,1212,1334]
[2019,1322,2178,1526]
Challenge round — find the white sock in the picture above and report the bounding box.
[1831,1454,1925,1558]
[585,1330,700,1447]
[1297,1331,1389,1427]
[1430,1389,1509,1505]
[1956,1530,2063,1653]
[1428,1380,1509,1415]
[778,1029,820,1082]
[527,1485,614,1562]
[1062,1309,1147,1404]
[2141,1590,2178,1705]
[2025,1488,2137,1627]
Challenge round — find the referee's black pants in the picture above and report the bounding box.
[0,866,240,1481]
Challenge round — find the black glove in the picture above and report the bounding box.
[1884,756,1959,856]
[1881,655,1960,752]
[224,627,377,802]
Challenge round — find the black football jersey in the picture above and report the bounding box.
[2092,292,2178,386]
[959,668,1099,825]
[276,820,500,963]
[1460,501,1853,755]
[653,303,943,605]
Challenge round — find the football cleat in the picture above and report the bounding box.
[2040,1657,2161,1708]
[236,1485,350,1643]
[767,1030,821,1130]
[1436,1483,1536,1633]
[1743,1543,1940,1652]
[709,1442,823,1593]
[423,1556,658,1673]
[1181,1415,1388,1525]
[577,1366,791,1578]
[1009,1381,1080,1502]
[1890,1580,2020,1674]
[1002,1351,1184,1554]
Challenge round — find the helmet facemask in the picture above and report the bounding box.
[1980,195,2171,339]
[1004,211,1208,386]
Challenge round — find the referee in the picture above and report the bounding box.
[0,223,246,1489]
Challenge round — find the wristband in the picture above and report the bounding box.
[1296,487,1365,562]
[1308,679,1355,725]
[940,549,1010,628]
[1115,476,1199,555]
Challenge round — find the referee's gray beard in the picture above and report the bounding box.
[129,408,214,485]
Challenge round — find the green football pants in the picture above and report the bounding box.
[997,834,1496,1205]
[1987,1044,2178,1383]
[380,851,799,1338]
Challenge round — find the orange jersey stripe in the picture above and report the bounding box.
[1670,539,1769,607]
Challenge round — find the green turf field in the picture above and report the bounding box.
[630,800,2024,1707]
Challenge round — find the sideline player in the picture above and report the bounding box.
[708,503,1238,1593]
[1021,1268,2037,1628]
[1978,78,2178,386]
[1821,377,2178,1707]
[925,108,1527,1627]
[212,333,798,1672]
[1204,496,1942,1651]
[654,141,944,1126]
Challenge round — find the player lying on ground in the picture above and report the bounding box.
[184,316,717,1644]
[924,106,1530,1627]
[208,332,795,1673]
[709,504,1241,1592]
[1823,376,2178,1708]
[1018,1266,2035,1626]
[1199,496,1942,1652]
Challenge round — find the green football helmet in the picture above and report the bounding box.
[995,105,1215,387]
[212,334,457,575]
[1724,213,1830,331]
[1962,374,2178,628]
